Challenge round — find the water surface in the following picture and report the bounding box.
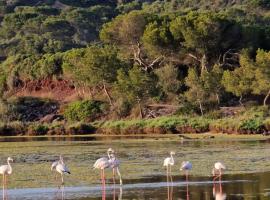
[0,135,269,199]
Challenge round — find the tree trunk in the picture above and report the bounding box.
[103,81,113,106]
[216,93,220,105]
[263,90,270,106]
[137,97,143,119]
[199,100,204,116]
[239,95,243,106]
[201,54,208,73]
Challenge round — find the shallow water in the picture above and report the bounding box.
[0,136,270,199]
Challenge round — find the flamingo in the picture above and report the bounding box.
[212,162,226,181]
[109,151,123,185]
[180,161,192,182]
[0,157,13,199]
[163,151,175,176]
[93,148,114,186]
[51,155,70,184]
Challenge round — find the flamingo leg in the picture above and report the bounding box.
[4,175,7,200]
[186,171,189,200]
[113,168,116,185]
[166,166,169,182]
[166,168,170,200]
[2,174,4,200]
[102,169,106,200]
[61,174,64,185]
[116,167,122,185]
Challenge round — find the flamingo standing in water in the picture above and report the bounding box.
[180,161,192,200]
[212,162,226,181]
[180,161,192,182]
[0,157,13,199]
[163,152,175,176]
[93,148,114,186]
[51,155,70,184]
[163,152,175,200]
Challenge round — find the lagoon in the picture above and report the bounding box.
[0,135,270,199]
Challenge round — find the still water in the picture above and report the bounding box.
[0,135,269,199]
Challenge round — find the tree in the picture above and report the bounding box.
[63,45,125,105]
[155,63,182,99]
[184,68,208,115]
[222,54,255,105]
[170,11,241,72]
[201,64,224,104]
[252,49,270,106]
[114,66,157,117]
[100,11,163,72]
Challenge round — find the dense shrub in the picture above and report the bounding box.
[67,122,96,134]
[28,123,49,135]
[63,100,107,122]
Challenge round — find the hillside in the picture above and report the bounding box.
[0,0,270,135]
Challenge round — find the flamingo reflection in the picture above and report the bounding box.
[166,174,173,200]
[102,185,122,200]
[213,181,226,200]
[54,185,65,200]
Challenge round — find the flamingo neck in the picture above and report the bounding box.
[170,154,174,164]
[107,152,111,159]
[7,160,12,174]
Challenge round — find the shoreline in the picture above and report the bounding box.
[1,115,270,137]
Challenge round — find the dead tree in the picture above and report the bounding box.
[132,42,164,72]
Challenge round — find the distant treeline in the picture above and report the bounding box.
[0,0,270,122]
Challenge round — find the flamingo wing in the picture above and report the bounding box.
[51,161,58,171]
[93,157,110,169]
[215,162,226,170]
[181,161,192,170]
[0,165,9,175]
[56,163,70,174]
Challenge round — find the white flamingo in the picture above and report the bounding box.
[180,161,192,182]
[163,151,175,176]
[0,157,13,198]
[93,148,114,186]
[212,162,226,181]
[51,155,70,184]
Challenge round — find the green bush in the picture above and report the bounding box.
[239,118,264,132]
[63,100,107,122]
[29,123,49,135]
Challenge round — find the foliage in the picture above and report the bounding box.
[1,0,270,126]
[114,66,158,104]
[63,100,107,122]
[63,45,124,87]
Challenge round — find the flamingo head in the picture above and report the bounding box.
[107,148,115,154]
[7,157,13,162]
[59,155,64,162]
[170,151,175,155]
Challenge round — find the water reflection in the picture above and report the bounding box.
[166,174,173,200]
[101,185,122,200]
[54,185,65,200]
[213,182,226,200]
